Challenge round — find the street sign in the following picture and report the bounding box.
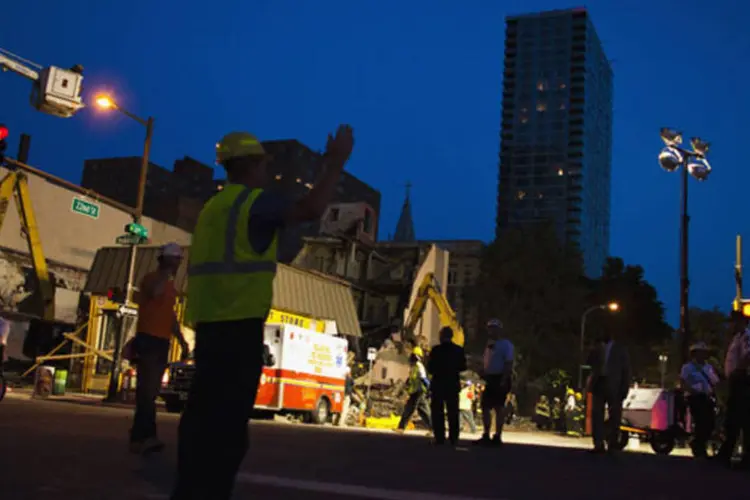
[118,305,138,317]
[71,196,100,219]
[367,347,377,361]
[115,234,142,245]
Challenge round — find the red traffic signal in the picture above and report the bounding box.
[107,287,126,303]
[0,124,8,141]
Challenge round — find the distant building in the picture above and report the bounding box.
[496,7,613,277]
[295,188,482,348]
[81,140,381,238]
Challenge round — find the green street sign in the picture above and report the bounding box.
[71,197,100,219]
[124,222,148,239]
[116,234,144,245]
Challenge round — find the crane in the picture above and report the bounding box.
[402,272,465,348]
[0,47,85,118]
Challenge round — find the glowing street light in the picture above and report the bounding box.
[94,94,114,110]
[658,127,712,366]
[578,302,620,388]
[93,92,155,403]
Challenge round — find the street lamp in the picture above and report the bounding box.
[94,93,155,402]
[658,128,712,367]
[658,354,668,388]
[578,302,620,389]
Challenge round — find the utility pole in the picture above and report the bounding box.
[735,234,743,309]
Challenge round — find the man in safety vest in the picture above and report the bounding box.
[170,125,354,500]
[396,346,432,433]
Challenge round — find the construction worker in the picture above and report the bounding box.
[427,326,467,446]
[129,242,189,455]
[0,315,9,376]
[551,397,563,433]
[534,395,551,430]
[476,318,514,447]
[564,388,576,436]
[396,346,432,433]
[170,125,354,500]
[459,380,477,434]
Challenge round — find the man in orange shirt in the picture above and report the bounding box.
[129,242,189,455]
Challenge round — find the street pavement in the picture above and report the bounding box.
[1,395,749,500]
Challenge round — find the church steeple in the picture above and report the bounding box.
[392,181,416,243]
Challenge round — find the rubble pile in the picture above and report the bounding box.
[352,378,406,418]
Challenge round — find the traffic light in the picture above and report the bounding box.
[107,287,126,303]
[0,124,8,164]
[124,222,148,240]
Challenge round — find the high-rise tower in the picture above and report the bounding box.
[496,7,613,277]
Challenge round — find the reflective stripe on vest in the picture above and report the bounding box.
[189,188,277,276]
[186,185,278,323]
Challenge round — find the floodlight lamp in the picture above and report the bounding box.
[607,302,619,312]
[658,147,683,172]
[688,158,711,181]
[660,128,683,146]
[690,137,710,156]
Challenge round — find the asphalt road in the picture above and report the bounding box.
[1,396,749,500]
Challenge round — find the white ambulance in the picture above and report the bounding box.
[161,322,348,425]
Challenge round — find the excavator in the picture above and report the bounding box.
[0,136,55,321]
[401,271,465,349]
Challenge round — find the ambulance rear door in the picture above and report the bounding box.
[256,324,283,410]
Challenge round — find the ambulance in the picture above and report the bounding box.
[160,320,348,425]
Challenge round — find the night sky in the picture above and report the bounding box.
[1,0,747,326]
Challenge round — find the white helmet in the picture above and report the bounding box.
[160,242,183,258]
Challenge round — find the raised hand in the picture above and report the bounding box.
[324,124,354,169]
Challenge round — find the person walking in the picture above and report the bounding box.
[129,243,190,455]
[586,333,631,454]
[427,326,467,446]
[717,311,750,468]
[475,318,514,447]
[170,125,354,500]
[396,347,432,434]
[679,341,719,458]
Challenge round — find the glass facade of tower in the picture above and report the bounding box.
[496,8,613,277]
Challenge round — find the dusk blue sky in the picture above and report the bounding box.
[1,1,747,326]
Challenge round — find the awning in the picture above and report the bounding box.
[83,246,362,336]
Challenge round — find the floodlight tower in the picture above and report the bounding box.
[658,128,712,365]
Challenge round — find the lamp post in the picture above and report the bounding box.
[578,302,619,389]
[94,94,155,402]
[658,128,712,367]
[658,354,668,388]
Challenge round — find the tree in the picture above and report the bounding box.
[471,224,587,385]
[586,257,672,379]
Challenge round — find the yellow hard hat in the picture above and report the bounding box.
[216,131,267,164]
[566,388,574,395]
[412,346,424,358]
[575,392,582,400]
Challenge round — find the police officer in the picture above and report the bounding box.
[170,125,354,500]
[427,326,467,446]
[476,319,514,447]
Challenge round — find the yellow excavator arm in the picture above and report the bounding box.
[402,272,465,347]
[0,170,55,321]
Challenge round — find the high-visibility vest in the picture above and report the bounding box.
[186,184,278,323]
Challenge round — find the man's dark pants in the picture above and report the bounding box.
[591,377,623,450]
[130,332,170,443]
[171,318,265,500]
[481,375,510,437]
[718,372,750,464]
[431,387,460,444]
[686,393,714,457]
[398,390,432,430]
